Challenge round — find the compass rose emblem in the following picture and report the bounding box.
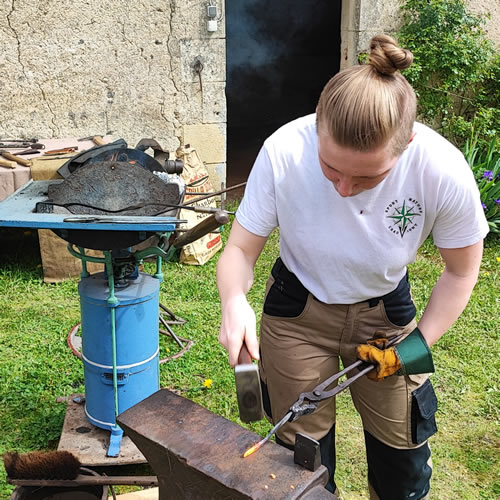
[385,199,422,238]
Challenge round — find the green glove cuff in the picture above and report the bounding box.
[395,328,435,375]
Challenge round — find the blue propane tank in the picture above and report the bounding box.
[78,272,160,431]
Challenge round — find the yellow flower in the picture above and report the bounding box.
[497,257,500,262]
[483,271,490,277]
[203,379,213,389]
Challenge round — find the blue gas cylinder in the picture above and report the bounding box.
[78,272,160,431]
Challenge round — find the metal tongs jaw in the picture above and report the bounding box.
[289,399,317,422]
[289,333,404,421]
[242,333,403,458]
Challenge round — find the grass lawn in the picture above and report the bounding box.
[0,219,498,499]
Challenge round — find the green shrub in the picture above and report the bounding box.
[463,135,500,233]
[397,0,499,150]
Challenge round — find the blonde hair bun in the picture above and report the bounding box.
[368,34,413,75]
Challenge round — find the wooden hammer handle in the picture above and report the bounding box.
[237,343,252,365]
[0,158,17,169]
[172,210,229,248]
[92,136,106,146]
[0,151,31,167]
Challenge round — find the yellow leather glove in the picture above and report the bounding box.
[357,329,435,382]
[356,336,401,381]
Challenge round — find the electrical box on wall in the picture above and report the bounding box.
[207,2,218,32]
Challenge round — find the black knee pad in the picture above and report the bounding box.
[364,431,431,500]
[318,424,336,494]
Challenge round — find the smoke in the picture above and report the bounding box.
[226,0,341,128]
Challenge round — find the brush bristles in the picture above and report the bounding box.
[3,451,81,480]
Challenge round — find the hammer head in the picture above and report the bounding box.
[234,363,264,423]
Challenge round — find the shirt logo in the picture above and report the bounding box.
[385,198,422,238]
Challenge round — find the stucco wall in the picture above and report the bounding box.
[0,0,226,185]
[466,0,500,48]
[341,0,499,68]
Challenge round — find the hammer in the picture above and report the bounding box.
[0,151,31,167]
[78,131,115,146]
[234,344,264,423]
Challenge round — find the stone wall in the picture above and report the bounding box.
[341,0,499,69]
[0,0,226,185]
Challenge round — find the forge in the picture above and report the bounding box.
[0,142,226,460]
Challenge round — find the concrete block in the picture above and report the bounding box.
[183,123,226,164]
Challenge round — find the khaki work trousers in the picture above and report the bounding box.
[259,266,434,500]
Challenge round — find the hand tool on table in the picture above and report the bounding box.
[0,150,32,167]
[0,138,38,144]
[36,155,79,160]
[78,132,115,146]
[0,142,44,150]
[0,159,17,169]
[243,334,404,458]
[43,146,78,155]
[235,344,264,423]
[15,143,45,155]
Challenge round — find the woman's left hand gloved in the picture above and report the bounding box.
[356,328,435,382]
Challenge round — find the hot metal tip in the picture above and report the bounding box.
[243,442,261,458]
[242,410,293,458]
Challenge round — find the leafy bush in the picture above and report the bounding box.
[397,0,499,150]
[463,135,500,233]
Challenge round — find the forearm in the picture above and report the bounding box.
[216,219,268,309]
[417,268,479,347]
[216,244,256,310]
[216,221,268,365]
[358,268,479,379]
[358,241,483,379]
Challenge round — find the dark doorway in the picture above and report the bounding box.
[225,1,342,198]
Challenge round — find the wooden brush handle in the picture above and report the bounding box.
[0,158,17,168]
[0,151,31,167]
[8,475,158,487]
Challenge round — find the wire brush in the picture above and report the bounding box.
[3,450,81,480]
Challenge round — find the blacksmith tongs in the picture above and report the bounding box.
[243,334,403,457]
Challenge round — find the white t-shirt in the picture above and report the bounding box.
[237,114,489,303]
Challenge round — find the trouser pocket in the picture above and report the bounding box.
[411,378,438,445]
[263,257,310,318]
[379,271,417,327]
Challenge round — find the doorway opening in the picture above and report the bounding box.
[225,1,342,197]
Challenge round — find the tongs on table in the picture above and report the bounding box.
[243,334,403,457]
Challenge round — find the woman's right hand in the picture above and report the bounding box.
[219,294,260,367]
